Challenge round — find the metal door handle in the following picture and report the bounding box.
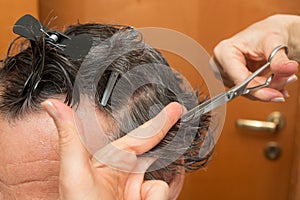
[236,111,285,133]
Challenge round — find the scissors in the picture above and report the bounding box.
[181,45,288,122]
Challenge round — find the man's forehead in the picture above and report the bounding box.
[0,111,60,188]
[0,112,59,162]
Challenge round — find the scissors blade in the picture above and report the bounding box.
[180,62,270,122]
[181,91,230,122]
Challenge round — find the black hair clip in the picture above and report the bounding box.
[13,14,92,60]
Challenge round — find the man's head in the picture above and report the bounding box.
[0,22,212,199]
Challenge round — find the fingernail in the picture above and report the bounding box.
[286,75,298,85]
[270,97,285,102]
[41,100,58,118]
[282,90,290,98]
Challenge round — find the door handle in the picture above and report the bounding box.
[236,112,285,133]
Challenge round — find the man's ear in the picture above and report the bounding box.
[168,166,185,200]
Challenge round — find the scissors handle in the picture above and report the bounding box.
[268,45,288,63]
[241,45,288,94]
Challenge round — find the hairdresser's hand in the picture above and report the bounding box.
[212,14,300,101]
[41,99,183,200]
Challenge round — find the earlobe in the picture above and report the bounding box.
[168,167,185,200]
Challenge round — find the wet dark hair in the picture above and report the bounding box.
[0,23,213,184]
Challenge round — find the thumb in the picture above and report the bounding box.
[268,46,298,77]
[41,99,90,177]
[141,180,169,200]
[259,45,298,98]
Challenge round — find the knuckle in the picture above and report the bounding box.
[213,39,231,55]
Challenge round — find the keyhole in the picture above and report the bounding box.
[264,141,282,160]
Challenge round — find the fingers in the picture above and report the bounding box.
[212,41,267,99]
[265,44,298,79]
[123,157,157,200]
[251,88,284,102]
[268,51,298,91]
[212,40,251,86]
[141,180,169,200]
[90,102,182,198]
[255,39,298,99]
[269,74,298,91]
[253,46,298,101]
[111,102,183,155]
[41,99,90,178]
[92,102,183,170]
[269,50,298,77]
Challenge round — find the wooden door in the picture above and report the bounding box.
[0,0,38,55]
[39,1,300,199]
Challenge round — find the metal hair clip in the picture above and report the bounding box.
[13,14,93,60]
[39,29,70,51]
[101,71,119,106]
[181,45,288,122]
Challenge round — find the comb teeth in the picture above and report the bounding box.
[12,14,93,60]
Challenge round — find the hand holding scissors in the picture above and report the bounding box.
[182,45,288,122]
